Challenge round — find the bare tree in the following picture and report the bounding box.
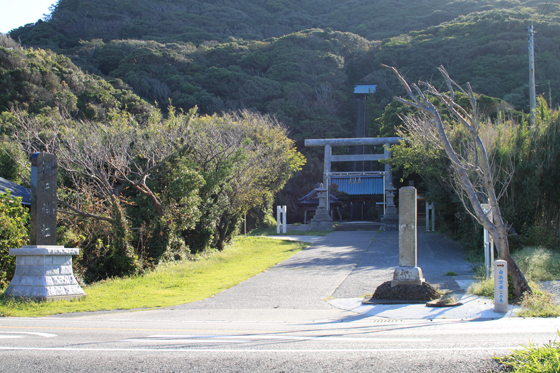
[384,64,531,298]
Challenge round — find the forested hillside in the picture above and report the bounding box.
[9,0,559,127]
[3,0,560,235]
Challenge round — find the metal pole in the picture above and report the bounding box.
[324,144,331,211]
[528,23,536,125]
[426,202,429,232]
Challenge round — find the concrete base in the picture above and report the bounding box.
[4,245,86,301]
[310,208,333,231]
[381,215,399,231]
[391,266,425,287]
[310,221,333,231]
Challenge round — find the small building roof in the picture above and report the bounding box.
[354,84,377,95]
[298,187,339,205]
[0,177,31,205]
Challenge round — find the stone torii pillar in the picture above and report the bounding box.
[305,137,402,213]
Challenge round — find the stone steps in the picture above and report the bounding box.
[334,221,383,231]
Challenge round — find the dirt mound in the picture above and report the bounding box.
[372,281,440,301]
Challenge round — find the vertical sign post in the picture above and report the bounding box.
[494,260,508,313]
[481,204,494,278]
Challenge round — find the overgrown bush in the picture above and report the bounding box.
[513,247,560,282]
[0,191,29,289]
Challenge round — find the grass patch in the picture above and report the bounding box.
[468,277,494,298]
[513,247,560,281]
[495,331,560,372]
[444,271,458,276]
[468,278,560,317]
[248,226,332,236]
[0,236,308,317]
[467,246,560,316]
[517,292,560,318]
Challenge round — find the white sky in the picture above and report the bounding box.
[1,0,55,34]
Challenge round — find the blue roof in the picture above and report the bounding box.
[331,176,383,196]
[0,177,31,205]
[354,85,377,94]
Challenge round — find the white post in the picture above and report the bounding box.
[494,260,508,313]
[277,206,281,234]
[482,204,494,278]
[277,205,287,234]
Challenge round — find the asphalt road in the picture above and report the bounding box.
[1,316,559,372]
[1,230,559,372]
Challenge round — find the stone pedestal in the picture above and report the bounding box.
[381,183,398,231]
[391,187,425,287]
[391,266,425,287]
[310,184,333,231]
[4,245,86,301]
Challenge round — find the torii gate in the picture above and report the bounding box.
[304,137,402,211]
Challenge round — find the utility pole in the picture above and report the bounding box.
[527,23,537,125]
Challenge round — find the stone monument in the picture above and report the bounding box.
[391,186,425,286]
[381,182,399,231]
[310,184,333,231]
[4,152,86,301]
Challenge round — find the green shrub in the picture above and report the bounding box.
[513,247,560,281]
[0,191,29,289]
[496,331,560,372]
[517,292,560,318]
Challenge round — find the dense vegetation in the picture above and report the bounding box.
[1,0,560,284]
[7,1,560,205]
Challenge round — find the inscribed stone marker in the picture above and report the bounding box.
[30,152,58,246]
[391,186,425,287]
[5,152,86,301]
[399,187,417,267]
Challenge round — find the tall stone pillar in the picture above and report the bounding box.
[391,186,425,287]
[4,152,86,301]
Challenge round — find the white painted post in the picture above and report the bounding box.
[277,205,287,234]
[482,204,494,278]
[494,260,508,313]
[277,206,281,234]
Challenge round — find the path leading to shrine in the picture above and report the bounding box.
[1,230,559,372]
